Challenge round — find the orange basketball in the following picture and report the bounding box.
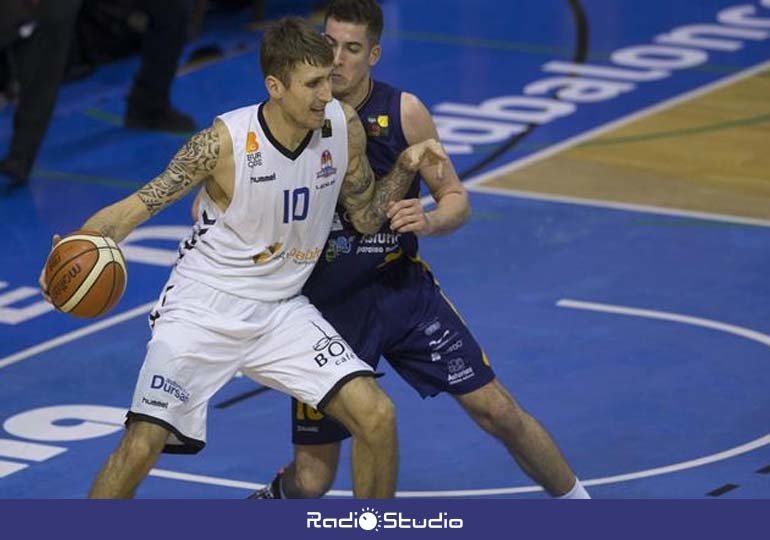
[44,230,127,318]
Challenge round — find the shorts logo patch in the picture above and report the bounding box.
[447,357,475,385]
[423,320,441,336]
[428,329,454,350]
[311,322,356,367]
[150,375,190,403]
[141,397,168,409]
[446,339,463,353]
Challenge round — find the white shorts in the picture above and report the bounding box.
[128,274,374,453]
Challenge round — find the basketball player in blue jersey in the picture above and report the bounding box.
[39,17,448,499]
[247,0,590,499]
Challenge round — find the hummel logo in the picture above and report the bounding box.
[251,173,276,183]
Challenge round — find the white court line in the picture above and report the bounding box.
[469,185,770,228]
[149,298,770,497]
[0,302,155,370]
[149,434,770,497]
[556,299,770,347]
[461,58,770,228]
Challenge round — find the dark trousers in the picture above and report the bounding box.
[127,0,194,114]
[8,0,82,165]
[6,0,194,165]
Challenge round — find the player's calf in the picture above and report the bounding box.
[88,420,168,498]
[325,376,398,498]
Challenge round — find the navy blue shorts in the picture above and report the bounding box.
[293,258,495,445]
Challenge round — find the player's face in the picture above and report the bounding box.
[324,17,380,100]
[281,62,334,130]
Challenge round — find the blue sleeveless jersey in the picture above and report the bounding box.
[303,80,422,306]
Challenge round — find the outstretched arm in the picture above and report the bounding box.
[338,102,447,235]
[82,122,223,242]
[387,92,469,236]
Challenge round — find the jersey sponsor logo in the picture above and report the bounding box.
[288,246,322,265]
[246,131,263,167]
[324,236,355,262]
[251,172,276,183]
[252,242,283,264]
[315,178,337,190]
[246,131,260,152]
[316,150,338,179]
[365,114,390,137]
[355,232,401,255]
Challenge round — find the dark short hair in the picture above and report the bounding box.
[260,17,334,85]
[325,0,384,45]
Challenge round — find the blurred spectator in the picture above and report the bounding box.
[0,0,80,190]
[1,0,196,192]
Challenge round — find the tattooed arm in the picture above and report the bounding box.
[81,122,224,242]
[338,102,448,235]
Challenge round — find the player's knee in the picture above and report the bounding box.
[351,390,396,441]
[116,426,165,468]
[468,389,525,439]
[367,392,396,437]
[120,434,162,467]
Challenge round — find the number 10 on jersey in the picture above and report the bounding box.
[283,187,309,223]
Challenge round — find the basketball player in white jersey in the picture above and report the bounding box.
[39,17,447,499]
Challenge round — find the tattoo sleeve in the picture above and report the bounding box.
[339,112,415,235]
[136,126,221,216]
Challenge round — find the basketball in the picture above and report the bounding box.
[44,230,127,318]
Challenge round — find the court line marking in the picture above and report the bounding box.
[579,111,770,147]
[2,294,767,495]
[149,433,770,497]
[463,58,770,229]
[147,299,770,497]
[0,302,154,370]
[468,184,770,229]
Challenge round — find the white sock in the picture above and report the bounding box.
[557,478,591,499]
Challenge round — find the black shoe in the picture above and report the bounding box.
[124,105,196,134]
[246,471,283,499]
[0,156,31,192]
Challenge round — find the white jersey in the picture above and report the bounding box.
[173,99,349,301]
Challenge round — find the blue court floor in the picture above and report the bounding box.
[1,0,768,498]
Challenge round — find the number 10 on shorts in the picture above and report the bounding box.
[283,188,309,223]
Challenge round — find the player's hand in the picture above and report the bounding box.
[39,234,61,303]
[399,139,448,179]
[387,199,432,235]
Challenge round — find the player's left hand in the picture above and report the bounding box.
[39,234,62,303]
[399,139,448,179]
[387,199,432,235]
